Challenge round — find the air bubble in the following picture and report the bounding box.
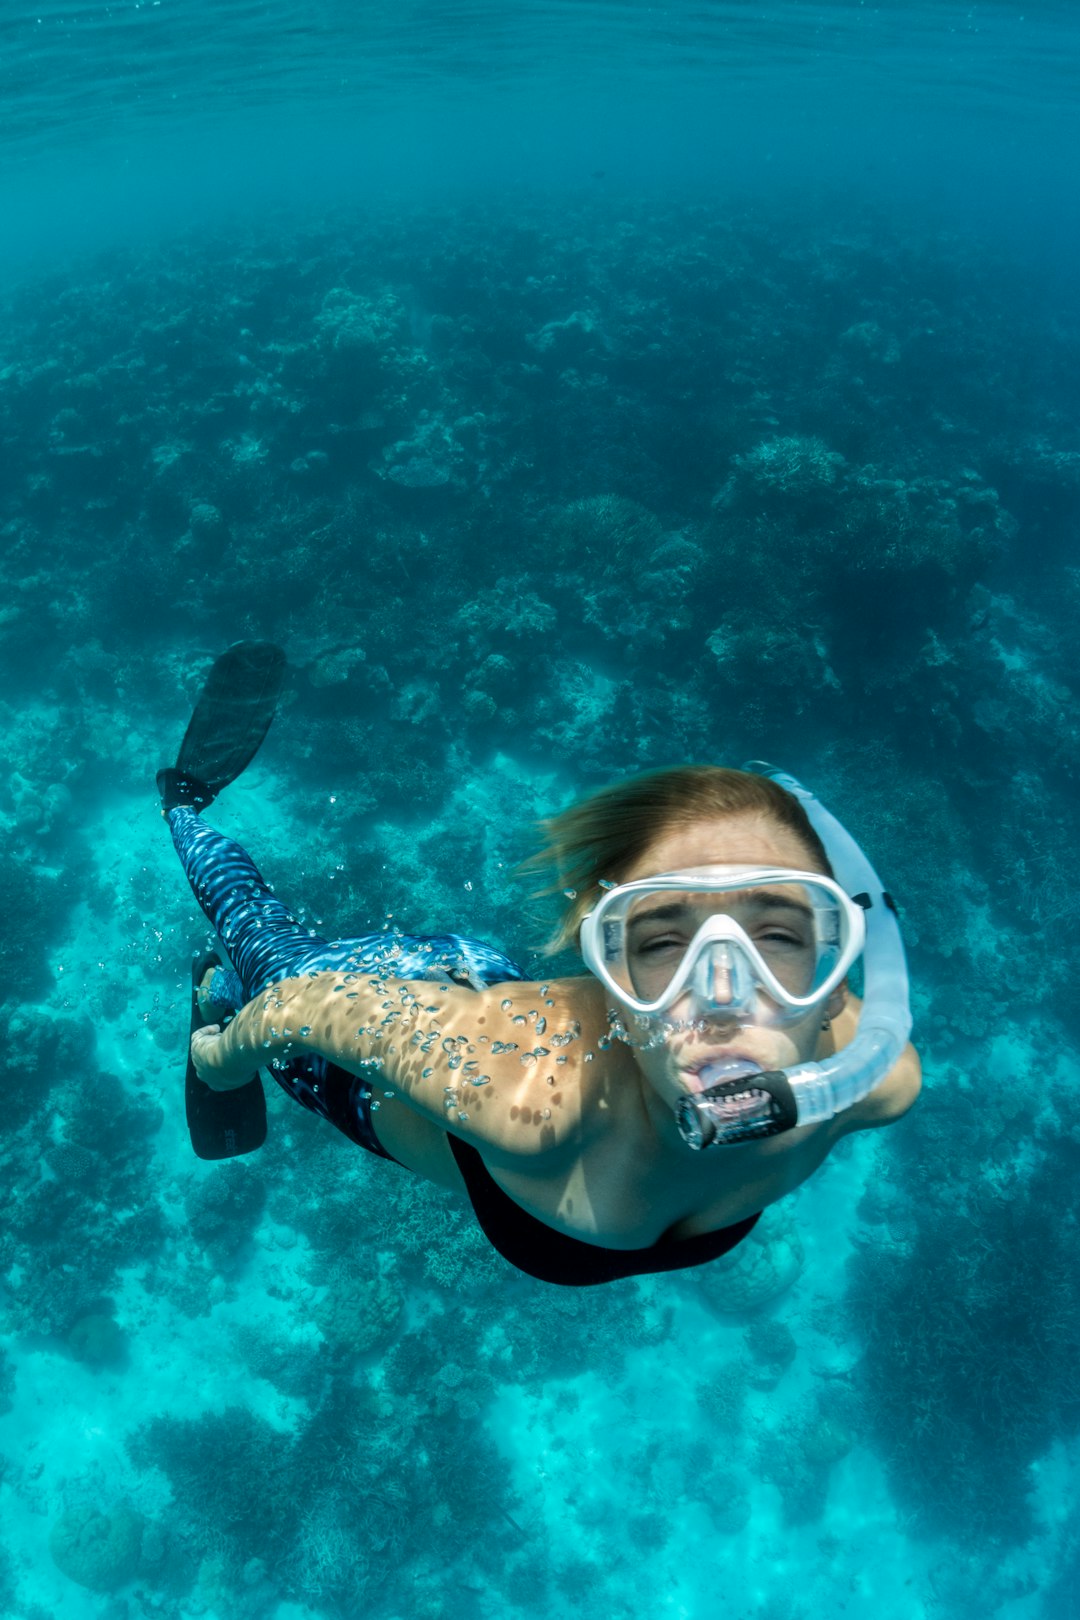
[470,1076,491,1087]
[563,888,577,899]
[457,1110,469,1121]
[500,998,513,1011]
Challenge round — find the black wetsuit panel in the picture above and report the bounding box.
[448,1133,761,1287]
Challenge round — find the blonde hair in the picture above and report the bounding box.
[517,764,834,956]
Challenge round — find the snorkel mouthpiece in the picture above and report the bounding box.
[676,1066,799,1149]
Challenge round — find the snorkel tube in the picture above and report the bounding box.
[675,763,912,1149]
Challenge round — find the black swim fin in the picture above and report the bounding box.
[186,952,267,1160]
[158,641,286,814]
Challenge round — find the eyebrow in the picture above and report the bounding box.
[627,892,815,933]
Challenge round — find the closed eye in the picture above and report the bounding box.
[636,930,807,956]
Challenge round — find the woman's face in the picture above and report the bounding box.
[609,813,848,1117]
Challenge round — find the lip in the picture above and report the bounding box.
[680,1051,762,1092]
[683,1050,759,1074]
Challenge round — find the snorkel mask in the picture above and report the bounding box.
[579,763,912,1149]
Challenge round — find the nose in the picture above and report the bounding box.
[704,954,735,1002]
[682,941,762,1024]
[697,941,742,1006]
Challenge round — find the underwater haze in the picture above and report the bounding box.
[2,2,1079,1618]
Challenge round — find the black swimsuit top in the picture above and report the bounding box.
[447,1133,761,1288]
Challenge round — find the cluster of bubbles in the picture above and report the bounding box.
[258,959,597,1125]
[607,1007,740,1051]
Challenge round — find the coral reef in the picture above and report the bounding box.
[48,1503,142,1593]
[66,1311,128,1370]
[696,1203,805,1316]
[312,1261,403,1356]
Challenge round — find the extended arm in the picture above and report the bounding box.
[190,969,593,1160]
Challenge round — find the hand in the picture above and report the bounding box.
[190,1024,255,1091]
[190,1024,222,1082]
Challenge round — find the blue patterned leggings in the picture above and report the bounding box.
[168,805,527,1160]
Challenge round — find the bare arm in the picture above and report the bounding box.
[191,970,593,1161]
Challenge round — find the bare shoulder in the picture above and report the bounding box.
[830,992,923,1136]
[420,973,608,1161]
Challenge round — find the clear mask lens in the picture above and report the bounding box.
[599,875,845,1019]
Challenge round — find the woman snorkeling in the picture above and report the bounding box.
[162,642,921,1287]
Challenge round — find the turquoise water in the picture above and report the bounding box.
[2,2,1079,1617]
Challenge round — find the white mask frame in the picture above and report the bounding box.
[579,864,867,1027]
